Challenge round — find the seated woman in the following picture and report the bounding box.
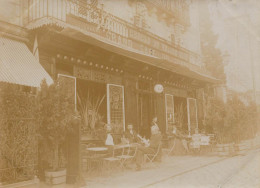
[105,124,114,156]
[135,125,162,171]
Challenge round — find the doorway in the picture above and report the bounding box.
[138,92,154,139]
[174,96,188,134]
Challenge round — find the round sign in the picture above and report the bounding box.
[154,84,164,93]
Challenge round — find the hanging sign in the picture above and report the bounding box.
[154,84,164,93]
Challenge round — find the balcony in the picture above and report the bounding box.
[26,0,203,73]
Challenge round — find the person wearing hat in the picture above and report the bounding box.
[135,125,162,171]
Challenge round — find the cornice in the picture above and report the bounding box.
[0,21,28,42]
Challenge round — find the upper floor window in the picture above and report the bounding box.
[134,1,148,29]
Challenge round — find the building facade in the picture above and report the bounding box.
[0,0,219,138]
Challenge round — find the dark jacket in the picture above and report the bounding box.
[124,130,137,143]
[149,133,162,150]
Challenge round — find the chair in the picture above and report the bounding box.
[117,144,138,170]
[163,137,176,156]
[102,146,123,175]
[144,142,162,167]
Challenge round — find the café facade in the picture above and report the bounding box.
[22,0,220,138]
[0,0,220,138]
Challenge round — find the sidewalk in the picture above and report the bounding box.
[83,154,226,188]
[37,154,223,188]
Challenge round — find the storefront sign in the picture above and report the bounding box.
[74,66,122,84]
[154,84,164,93]
[65,3,191,67]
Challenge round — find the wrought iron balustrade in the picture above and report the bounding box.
[26,0,203,72]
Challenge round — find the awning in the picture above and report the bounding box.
[0,37,53,87]
[60,27,220,84]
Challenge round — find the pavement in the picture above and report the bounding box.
[83,154,228,188]
[38,149,260,188]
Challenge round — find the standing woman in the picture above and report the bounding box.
[151,117,160,134]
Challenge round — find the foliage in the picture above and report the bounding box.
[225,94,258,143]
[77,91,105,134]
[37,79,75,171]
[205,91,258,144]
[0,83,37,183]
[199,0,226,81]
[204,96,225,130]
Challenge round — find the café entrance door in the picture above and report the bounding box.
[138,92,154,139]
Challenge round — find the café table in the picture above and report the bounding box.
[87,147,108,152]
[85,147,108,176]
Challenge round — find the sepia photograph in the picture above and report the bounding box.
[0,0,259,187]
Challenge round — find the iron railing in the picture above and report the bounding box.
[26,0,203,72]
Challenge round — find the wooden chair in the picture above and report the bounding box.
[144,142,162,167]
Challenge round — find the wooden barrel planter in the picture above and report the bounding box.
[45,169,67,185]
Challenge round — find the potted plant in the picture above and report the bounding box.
[37,79,75,185]
[77,91,106,142]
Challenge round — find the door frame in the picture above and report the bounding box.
[165,94,174,132]
[187,97,198,136]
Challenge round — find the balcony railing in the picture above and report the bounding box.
[26,0,203,72]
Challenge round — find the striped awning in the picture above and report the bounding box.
[0,37,53,87]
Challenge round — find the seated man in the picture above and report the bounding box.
[135,125,162,171]
[122,124,137,144]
